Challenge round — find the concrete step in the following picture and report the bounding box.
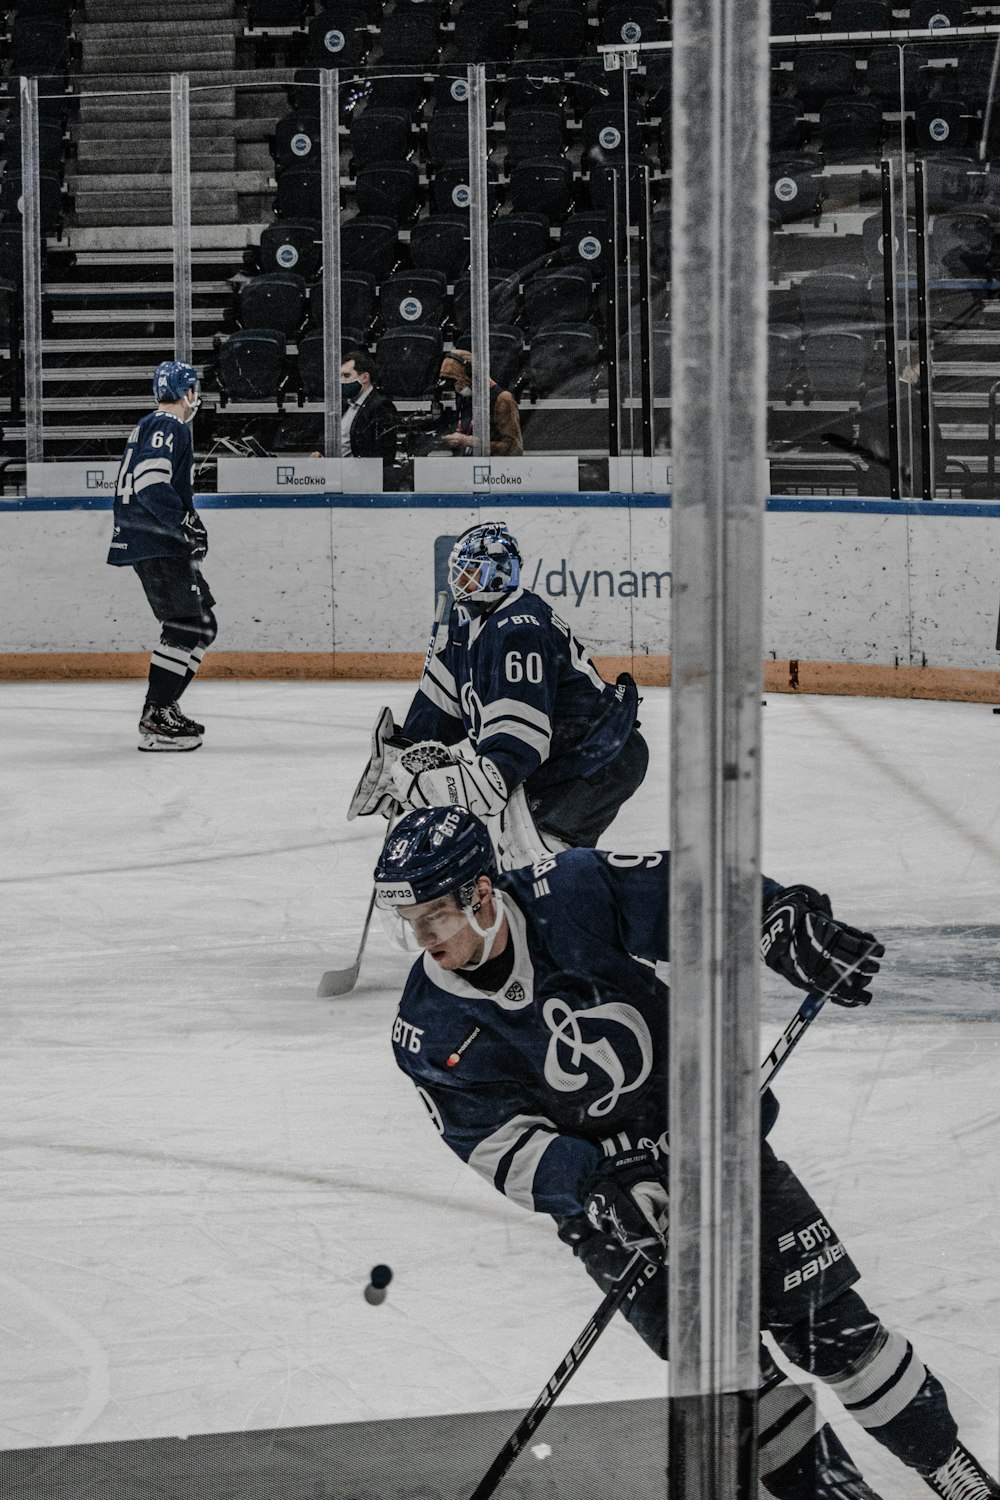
[76,144,238,172]
[67,170,263,194]
[82,45,237,73]
[73,204,240,225]
[80,115,229,140]
[85,0,237,17]
[81,20,240,41]
[62,224,261,251]
[79,93,236,123]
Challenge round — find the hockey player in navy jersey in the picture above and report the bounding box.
[107,361,216,752]
[374,806,999,1500]
[348,520,648,867]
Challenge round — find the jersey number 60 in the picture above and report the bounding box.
[505,649,543,684]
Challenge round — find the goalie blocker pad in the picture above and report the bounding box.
[347,706,410,820]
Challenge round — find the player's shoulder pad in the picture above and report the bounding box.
[489,588,551,636]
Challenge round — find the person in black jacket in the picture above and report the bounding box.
[340,350,399,459]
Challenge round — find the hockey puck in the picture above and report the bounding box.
[370,1263,393,1289]
[364,1284,387,1306]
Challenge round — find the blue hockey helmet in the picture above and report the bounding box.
[152,360,200,406]
[374,807,497,911]
[447,521,521,612]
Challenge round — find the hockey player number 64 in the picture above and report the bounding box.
[505,649,542,684]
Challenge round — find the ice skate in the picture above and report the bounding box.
[138,701,203,752]
[922,1442,1000,1500]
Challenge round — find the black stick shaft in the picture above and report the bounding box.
[466,991,827,1500]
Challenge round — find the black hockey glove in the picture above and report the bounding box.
[581,1148,669,1267]
[761,884,884,1008]
[181,511,208,560]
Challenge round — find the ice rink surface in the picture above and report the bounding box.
[1,680,998,1496]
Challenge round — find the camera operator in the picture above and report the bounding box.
[438,349,523,457]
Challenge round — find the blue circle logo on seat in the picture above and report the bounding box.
[579,234,602,260]
[452,182,472,208]
[929,116,950,142]
[324,28,346,53]
[277,244,299,268]
[400,297,423,322]
[450,79,470,102]
[599,125,623,151]
[292,132,312,157]
[774,176,798,202]
[928,12,952,26]
[621,21,642,43]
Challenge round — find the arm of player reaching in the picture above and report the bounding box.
[410,1075,602,1218]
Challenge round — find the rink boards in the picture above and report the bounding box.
[1,492,999,698]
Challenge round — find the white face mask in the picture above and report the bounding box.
[181,388,201,423]
[455,382,472,398]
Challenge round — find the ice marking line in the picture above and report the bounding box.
[0,835,367,886]
[0,1136,524,1224]
[800,699,1000,871]
[0,1268,110,1446]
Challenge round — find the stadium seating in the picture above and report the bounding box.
[523,265,594,330]
[529,322,602,395]
[376,327,444,397]
[409,215,470,279]
[350,106,414,168]
[509,157,574,222]
[489,213,552,273]
[380,267,448,329]
[455,324,525,387]
[309,270,378,335]
[216,330,288,402]
[453,270,521,330]
[340,216,400,281]
[258,220,323,278]
[239,272,308,338]
[355,161,422,223]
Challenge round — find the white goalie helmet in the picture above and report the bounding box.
[447,521,522,612]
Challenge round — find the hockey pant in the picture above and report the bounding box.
[558,1142,958,1499]
[526,726,649,848]
[134,557,218,706]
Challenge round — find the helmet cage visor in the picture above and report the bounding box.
[377,878,492,954]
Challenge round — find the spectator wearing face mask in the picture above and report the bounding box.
[339,350,399,459]
[438,349,523,456]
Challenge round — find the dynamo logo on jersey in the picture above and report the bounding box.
[542,997,653,1118]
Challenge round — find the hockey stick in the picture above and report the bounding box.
[466,987,829,1500]
[316,591,450,999]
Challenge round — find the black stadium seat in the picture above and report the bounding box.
[768,325,802,399]
[259,219,322,277]
[523,265,593,330]
[489,212,552,273]
[409,215,470,280]
[350,106,413,168]
[601,4,667,46]
[376,327,444,397]
[790,49,857,107]
[454,269,521,329]
[377,9,439,64]
[308,6,374,68]
[582,106,644,172]
[818,97,882,160]
[915,99,974,153]
[560,213,608,277]
[272,112,322,173]
[829,0,891,26]
[239,272,307,337]
[247,0,307,22]
[0,169,63,233]
[798,265,871,333]
[380,267,448,328]
[10,17,70,74]
[309,270,378,333]
[526,0,587,58]
[355,160,421,222]
[432,161,474,215]
[427,108,470,166]
[504,108,565,167]
[509,157,574,222]
[455,324,525,388]
[217,329,287,401]
[340,215,399,281]
[929,212,994,277]
[529,323,601,394]
[276,167,322,219]
[802,331,867,400]
[2,119,66,173]
[909,0,962,25]
[298,327,367,398]
[768,154,825,225]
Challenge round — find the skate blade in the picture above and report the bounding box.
[138,731,202,752]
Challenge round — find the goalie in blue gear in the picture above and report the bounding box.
[374,806,997,1500]
[106,361,216,751]
[349,520,649,869]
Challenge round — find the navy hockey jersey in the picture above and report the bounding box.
[391,849,783,1219]
[401,588,638,797]
[107,411,198,566]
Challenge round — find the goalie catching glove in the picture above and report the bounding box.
[761,884,884,1007]
[581,1148,669,1267]
[389,740,509,819]
[347,706,411,820]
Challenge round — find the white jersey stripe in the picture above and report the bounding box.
[468,1112,559,1208]
[418,672,461,718]
[479,717,551,758]
[479,696,552,735]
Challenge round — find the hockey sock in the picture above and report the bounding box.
[759,1344,873,1500]
[776,1290,958,1473]
[178,641,209,694]
[146,640,195,706]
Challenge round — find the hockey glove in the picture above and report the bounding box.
[581,1148,669,1267]
[389,742,509,819]
[761,884,884,1007]
[181,511,208,560]
[347,706,411,820]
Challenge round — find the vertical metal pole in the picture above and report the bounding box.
[606,169,622,461]
[321,69,343,459]
[638,166,654,459]
[171,74,192,365]
[20,76,43,464]
[669,0,769,1495]
[880,159,901,501]
[913,158,934,501]
[468,63,491,460]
